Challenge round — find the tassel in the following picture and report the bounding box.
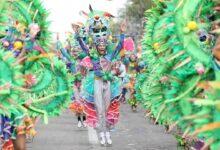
[27,106,48,124]
[32,91,68,104]
[174,0,184,12]
[192,122,220,135]
[154,104,166,124]
[172,57,191,70]
[165,76,201,103]
[27,1,33,13]
[33,9,39,22]
[167,50,185,62]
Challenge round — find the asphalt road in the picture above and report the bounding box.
[28,104,177,150]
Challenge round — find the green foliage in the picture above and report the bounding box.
[136,0,220,148]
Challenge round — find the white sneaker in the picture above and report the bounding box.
[77,121,82,128]
[82,121,87,128]
[105,132,112,145]
[99,132,106,146]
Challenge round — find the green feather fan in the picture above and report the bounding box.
[136,0,220,148]
[21,52,73,121]
[0,0,73,124]
[0,48,26,117]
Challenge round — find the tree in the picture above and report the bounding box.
[115,0,153,42]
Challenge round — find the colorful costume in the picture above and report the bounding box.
[78,36,124,129]
[69,72,87,128]
[125,54,139,111]
[57,25,89,128]
[74,5,125,145]
[0,1,73,149]
[136,0,220,149]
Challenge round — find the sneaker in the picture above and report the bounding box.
[99,132,106,146]
[77,121,82,128]
[105,132,112,145]
[82,121,87,128]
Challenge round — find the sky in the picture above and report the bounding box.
[42,0,127,41]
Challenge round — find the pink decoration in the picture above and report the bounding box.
[80,56,93,69]
[196,67,205,75]
[29,23,40,38]
[123,37,135,51]
[160,76,169,83]
[195,63,205,75]
[3,41,9,47]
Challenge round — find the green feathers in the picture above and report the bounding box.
[137,0,220,148]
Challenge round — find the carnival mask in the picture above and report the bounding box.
[90,18,108,39]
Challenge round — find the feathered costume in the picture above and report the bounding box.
[56,25,88,121]
[73,5,125,145]
[0,0,73,149]
[136,0,220,149]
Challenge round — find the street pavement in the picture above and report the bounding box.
[28,104,177,150]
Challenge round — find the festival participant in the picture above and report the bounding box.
[0,22,39,150]
[112,61,127,103]
[73,6,126,145]
[125,53,139,111]
[69,65,87,128]
[1,1,73,150]
[57,26,88,128]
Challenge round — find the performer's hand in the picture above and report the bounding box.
[120,21,127,32]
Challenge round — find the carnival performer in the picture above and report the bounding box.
[73,7,126,145]
[125,53,139,111]
[69,64,87,128]
[0,22,39,150]
[57,29,88,128]
[112,60,127,103]
[1,1,73,149]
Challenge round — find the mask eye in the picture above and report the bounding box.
[199,35,207,42]
[101,27,107,32]
[93,28,100,33]
[83,37,87,41]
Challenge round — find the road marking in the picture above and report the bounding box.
[87,126,99,144]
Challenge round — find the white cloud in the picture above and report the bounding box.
[42,0,127,41]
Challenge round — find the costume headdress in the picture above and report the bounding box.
[80,5,114,44]
[94,37,108,46]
